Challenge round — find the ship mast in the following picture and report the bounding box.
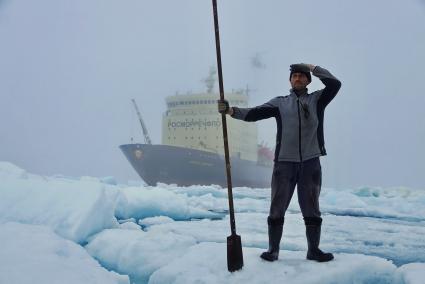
[131,98,152,145]
[203,66,217,93]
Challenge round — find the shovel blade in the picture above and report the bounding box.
[227,234,243,272]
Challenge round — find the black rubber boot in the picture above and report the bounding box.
[260,216,284,262]
[304,217,334,262]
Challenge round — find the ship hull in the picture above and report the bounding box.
[120,144,272,188]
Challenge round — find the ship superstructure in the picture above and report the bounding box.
[162,90,258,162]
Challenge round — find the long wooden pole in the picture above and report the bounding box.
[212,0,236,236]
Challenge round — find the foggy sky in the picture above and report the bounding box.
[1,0,424,189]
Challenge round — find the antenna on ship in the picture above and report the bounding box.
[131,98,152,145]
[245,84,251,96]
[203,66,217,93]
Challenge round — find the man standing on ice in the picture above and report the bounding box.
[218,63,341,262]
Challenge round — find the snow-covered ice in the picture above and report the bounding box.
[115,186,221,221]
[0,222,129,284]
[0,163,119,244]
[1,161,424,284]
[149,242,396,284]
[86,228,196,283]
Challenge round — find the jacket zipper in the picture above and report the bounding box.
[297,99,303,162]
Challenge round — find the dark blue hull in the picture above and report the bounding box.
[119,144,272,188]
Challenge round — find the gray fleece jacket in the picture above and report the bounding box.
[231,66,341,162]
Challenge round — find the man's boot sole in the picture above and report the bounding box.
[260,252,278,262]
[306,253,334,262]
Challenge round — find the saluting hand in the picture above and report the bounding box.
[301,63,316,72]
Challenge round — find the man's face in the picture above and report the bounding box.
[290,72,310,90]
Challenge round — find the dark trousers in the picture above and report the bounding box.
[269,157,322,219]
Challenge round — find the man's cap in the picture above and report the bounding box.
[290,64,311,82]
